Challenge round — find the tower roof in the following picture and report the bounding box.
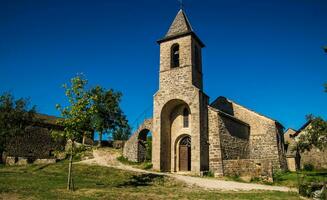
[165,9,193,37]
[157,9,205,47]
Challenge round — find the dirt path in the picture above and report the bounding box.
[77,149,297,192]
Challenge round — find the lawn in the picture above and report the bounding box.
[273,169,327,187]
[0,161,300,200]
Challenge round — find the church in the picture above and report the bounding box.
[124,9,287,178]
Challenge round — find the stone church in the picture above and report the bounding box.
[124,9,287,177]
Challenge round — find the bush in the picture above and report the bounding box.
[143,162,153,170]
[299,182,325,198]
[203,171,214,177]
[273,169,285,182]
[303,163,314,171]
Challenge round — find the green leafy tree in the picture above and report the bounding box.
[90,86,130,146]
[297,115,327,152]
[0,93,36,159]
[112,119,131,141]
[53,75,93,191]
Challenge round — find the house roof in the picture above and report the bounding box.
[33,113,62,127]
[293,120,312,137]
[210,96,284,128]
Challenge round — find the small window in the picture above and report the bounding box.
[183,108,189,128]
[171,44,180,68]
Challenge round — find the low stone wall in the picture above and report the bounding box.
[113,140,125,149]
[223,159,273,182]
[5,156,56,166]
[300,148,327,169]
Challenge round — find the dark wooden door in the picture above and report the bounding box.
[179,145,191,171]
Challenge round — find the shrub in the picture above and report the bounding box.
[299,182,325,198]
[303,163,314,171]
[143,162,153,170]
[203,171,214,177]
[273,169,285,182]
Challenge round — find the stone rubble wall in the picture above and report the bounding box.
[123,119,153,162]
[4,125,65,163]
[211,97,286,170]
[218,113,250,160]
[208,107,224,176]
[223,159,273,182]
[300,148,327,169]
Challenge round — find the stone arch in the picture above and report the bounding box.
[137,129,152,162]
[160,99,191,172]
[123,119,153,162]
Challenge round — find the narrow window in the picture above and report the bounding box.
[183,108,189,128]
[194,45,201,71]
[171,44,180,68]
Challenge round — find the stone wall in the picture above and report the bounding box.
[211,97,286,170]
[4,125,65,163]
[208,107,224,176]
[223,159,273,182]
[300,148,327,169]
[218,112,250,160]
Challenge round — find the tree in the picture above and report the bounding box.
[53,75,93,191]
[297,115,327,152]
[90,86,130,146]
[112,118,131,141]
[0,93,36,160]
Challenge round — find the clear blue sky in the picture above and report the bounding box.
[1,0,326,132]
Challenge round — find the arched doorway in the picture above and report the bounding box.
[138,129,152,162]
[179,136,191,171]
[160,99,191,172]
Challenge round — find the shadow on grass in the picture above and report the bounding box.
[116,173,165,188]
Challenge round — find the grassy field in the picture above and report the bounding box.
[0,161,301,200]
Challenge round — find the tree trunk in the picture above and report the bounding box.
[67,140,74,191]
[98,132,103,147]
[82,132,86,145]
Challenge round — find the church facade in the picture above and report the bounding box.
[124,10,287,177]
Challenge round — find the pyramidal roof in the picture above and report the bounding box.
[165,9,193,37]
[158,9,204,47]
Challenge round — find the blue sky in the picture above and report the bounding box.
[1,0,326,133]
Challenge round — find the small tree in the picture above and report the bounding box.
[0,93,36,160]
[90,86,129,146]
[54,75,93,191]
[297,115,327,152]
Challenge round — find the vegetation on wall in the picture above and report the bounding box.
[0,92,36,161]
[297,115,327,152]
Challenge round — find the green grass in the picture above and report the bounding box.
[0,161,301,200]
[272,170,327,188]
[117,156,153,170]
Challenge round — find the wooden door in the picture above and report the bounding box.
[179,145,188,171]
[179,136,191,171]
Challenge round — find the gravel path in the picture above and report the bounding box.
[77,149,297,192]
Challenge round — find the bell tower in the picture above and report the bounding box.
[152,9,209,173]
[157,9,205,90]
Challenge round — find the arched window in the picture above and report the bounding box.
[171,44,180,68]
[183,108,189,128]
